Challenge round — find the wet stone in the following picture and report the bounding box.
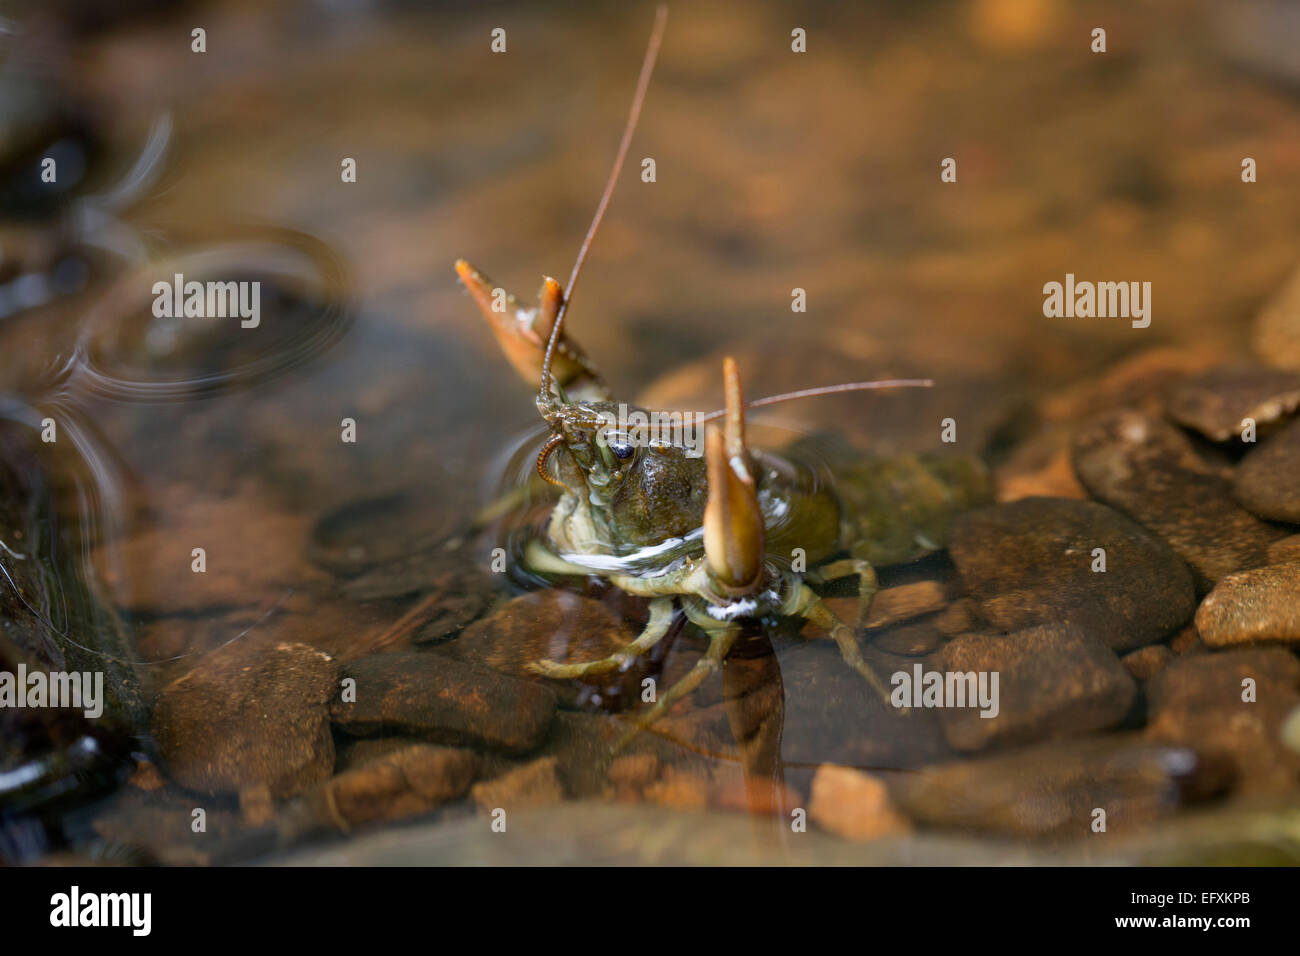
[446,590,643,706]
[949,497,1195,650]
[1122,644,1173,682]
[935,624,1137,752]
[471,755,565,812]
[1072,408,1283,589]
[809,764,911,841]
[1146,648,1300,795]
[890,734,1231,839]
[1234,418,1300,523]
[152,640,338,799]
[1195,564,1300,647]
[1267,535,1300,565]
[331,652,556,754]
[316,744,478,828]
[1165,364,1300,441]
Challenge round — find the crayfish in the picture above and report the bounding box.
[454,7,988,743]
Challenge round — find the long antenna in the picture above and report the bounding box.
[692,378,935,423]
[539,4,668,407]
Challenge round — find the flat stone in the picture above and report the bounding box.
[949,497,1195,650]
[1195,564,1300,647]
[152,640,338,799]
[890,734,1231,839]
[1165,364,1300,441]
[1072,408,1283,589]
[1122,645,1173,681]
[470,756,565,812]
[934,624,1137,751]
[317,744,479,828]
[331,652,556,754]
[1146,648,1300,795]
[1235,418,1300,523]
[809,764,911,841]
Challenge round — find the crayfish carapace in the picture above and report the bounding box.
[454,7,988,745]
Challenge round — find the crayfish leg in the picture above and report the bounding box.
[527,596,676,679]
[807,557,879,629]
[614,602,739,750]
[785,580,900,712]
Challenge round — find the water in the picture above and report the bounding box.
[2,0,1300,864]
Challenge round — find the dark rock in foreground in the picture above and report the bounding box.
[1234,418,1300,523]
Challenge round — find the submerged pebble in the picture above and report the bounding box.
[1121,644,1173,682]
[316,744,479,829]
[890,734,1230,839]
[1194,564,1300,647]
[1252,260,1300,371]
[152,640,338,800]
[936,624,1137,751]
[470,756,565,813]
[1234,418,1300,523]
[1072,408,1282,588]
[949,497,1194,650]
[331,652,556,754]
[809,765,910,841]
[1165,364,1300,441]
[1146,648,1300,794]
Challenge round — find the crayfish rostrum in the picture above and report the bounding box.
[454,7,989,743]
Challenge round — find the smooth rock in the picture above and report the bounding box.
[949,497,1195,650]
[1195,564,1300,646]
[331,652,556,754]
[1122,644,1173,681]
[1146,648,1300,794]
[935,624,1137,751]
[1072,408,1282,588]
[809,764,911,841]
[153,640,338,799]
[1165,364,1300,441]
[890,734,1230,839]
[317,744,478,828]
[471,756,565,812]
[1234,418,1300,523]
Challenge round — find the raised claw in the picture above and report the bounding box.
[702,357,765,594]
[454,259,605,398]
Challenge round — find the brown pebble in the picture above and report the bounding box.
[1234,418,1300,523]
[1146,648,1300,794]
[809,765,910,841]
[1121,645,1173,681]
[936,624,1137,751]
[1252,260,1300,371]
[1165,364,1300,441]
[1267,535,1300,565]
[1072,409,1282,589]
[322,744,478,828]
[471,756,565,813]
[153,640,338,799]
[331,652,556,754]
[949,497,1195,650]
[1195,563,1300,646]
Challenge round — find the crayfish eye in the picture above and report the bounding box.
[609,438,635,460]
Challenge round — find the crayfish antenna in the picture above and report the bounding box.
[704,357,765,594]
[538,4,668,412]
